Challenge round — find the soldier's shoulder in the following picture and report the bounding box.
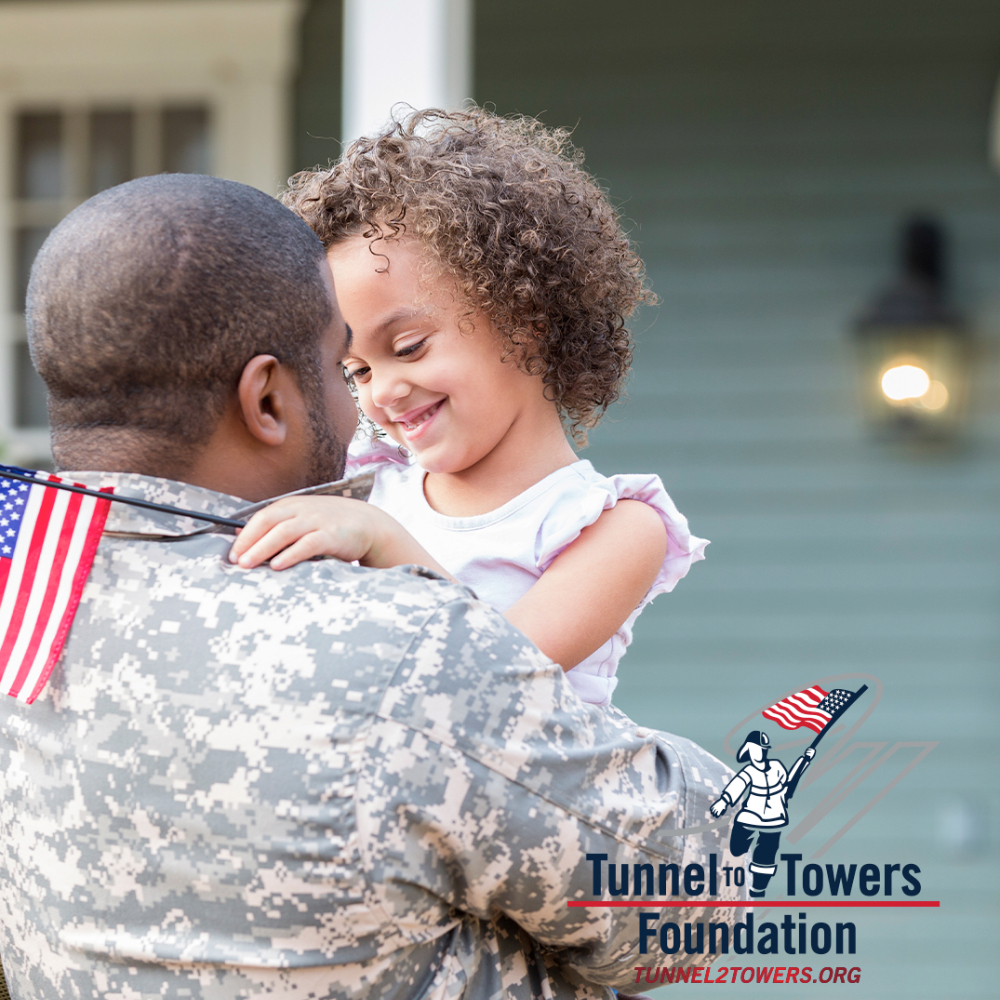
[243,557,480,634]
[657,730,736,792]
[107,535,484,647]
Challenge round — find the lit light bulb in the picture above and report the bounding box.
[881,364,930,401]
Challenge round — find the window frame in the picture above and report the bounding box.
[0,0,302,465]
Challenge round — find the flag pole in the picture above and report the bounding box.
[0,468,246,530]
[786,684,868,800]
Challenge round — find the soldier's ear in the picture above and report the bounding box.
[236,354,303,447]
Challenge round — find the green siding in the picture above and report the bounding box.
[476,1,999,995]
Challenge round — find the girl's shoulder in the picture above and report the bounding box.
[536,461,709,600]
[344,443,709,603]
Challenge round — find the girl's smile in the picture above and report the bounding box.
[330,236,577,514]
[394,399,443,438]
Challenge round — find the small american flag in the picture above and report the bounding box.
[0,465,111,704]
[762,685,858,734]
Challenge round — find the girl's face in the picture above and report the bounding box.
[330,236,553,477]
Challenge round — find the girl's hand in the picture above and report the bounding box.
[228,496,457,581]
[229,496,381,570]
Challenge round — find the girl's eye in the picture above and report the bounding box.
[344,365,371,385]
[395,339,427,359]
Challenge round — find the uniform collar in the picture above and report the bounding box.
[61,469,375,540]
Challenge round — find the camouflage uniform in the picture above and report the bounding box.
[0,473,740,999]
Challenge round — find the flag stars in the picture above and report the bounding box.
[1,546,9,555]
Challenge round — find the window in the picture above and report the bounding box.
[0,0,302,466]
[9,105,211,439]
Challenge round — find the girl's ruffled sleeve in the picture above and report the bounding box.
[535,471,708,605]
[345,436,409,478]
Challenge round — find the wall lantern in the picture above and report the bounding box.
[853,217,970,439]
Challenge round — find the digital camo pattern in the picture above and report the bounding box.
[0,473,741,999]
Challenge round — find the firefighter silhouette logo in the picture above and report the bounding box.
[710,684,867,898]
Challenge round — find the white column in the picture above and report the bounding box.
[342,0,472,144]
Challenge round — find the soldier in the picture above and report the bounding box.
[0,174,739,999]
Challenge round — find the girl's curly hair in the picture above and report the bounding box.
[282,106,654,442]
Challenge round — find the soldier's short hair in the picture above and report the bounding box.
[27,173,331,469]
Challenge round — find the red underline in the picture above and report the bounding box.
[567,900,940,908]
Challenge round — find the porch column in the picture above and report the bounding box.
[342,0,472,143]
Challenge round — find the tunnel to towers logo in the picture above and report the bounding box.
[590,674,940,983]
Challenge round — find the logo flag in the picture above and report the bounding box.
[763,685,859,734]
[0,465,111,704]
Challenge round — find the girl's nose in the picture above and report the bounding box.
[368,367,409,411]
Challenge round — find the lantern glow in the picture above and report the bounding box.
[853,218,969,440]
[881,364,931,401]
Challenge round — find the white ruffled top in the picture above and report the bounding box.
[346,440,708,705]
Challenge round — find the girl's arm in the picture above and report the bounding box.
[504,500,667,669]
[229,497,666,670]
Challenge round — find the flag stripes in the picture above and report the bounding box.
[762,685,833,733]
[0,467,111,704]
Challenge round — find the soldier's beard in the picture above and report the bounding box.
[303,384,349,487]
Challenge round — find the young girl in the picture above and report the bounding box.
[229,108,707,707]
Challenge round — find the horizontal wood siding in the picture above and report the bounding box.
[477,2,999,994]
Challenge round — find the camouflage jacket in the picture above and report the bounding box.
[0,473,739,999]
